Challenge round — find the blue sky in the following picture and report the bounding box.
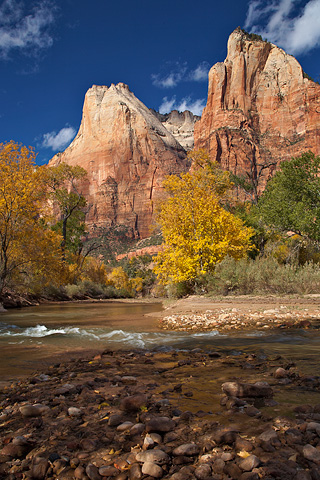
[1,0,320,165]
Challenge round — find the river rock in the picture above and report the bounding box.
[141,461,163,478]
[173,443,200,456]
[130,423,145,436]
[55,383,76,395]
[306,422,320,436]
[212,428,238,445]
[130,463,142,480]
[235,437,254,452]
[120,394,147,412]
[212,458,225,474]
[145,416,175,433]
[222,381,273,398]
[245,406,261,417]
[274,367,288,378]
[239,473,260,480]
[19,404,49,417]
[136,449,169,465]
[30,457,49,479]
[12,436,29,446]
[117,421,134,432]
[224,462,242,479]
[303,444,320,463]
[74,465,86,479]
[68,407,82,417]
[108,414,123,426]
[1,443,29,458]
[194,464,212,479]
[99,465,119,476]
[143,435,155,449]
[86,463,102,480]
[121,376,137,385]
[239,455,260,471]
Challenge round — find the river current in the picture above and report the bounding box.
[0,301,320,383]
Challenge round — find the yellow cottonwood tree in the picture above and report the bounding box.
[154,153,254,284]
[0,141,64,294]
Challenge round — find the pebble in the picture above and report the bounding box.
[86,463,102,480]
[68,407,82,417]
[108,414,123,426]
[239,454,260,471]
[145,416,175,433]
[19,404,48,417]
[121,376,137,385]
[136,449,170,465]
[173,443,200,456]
[302,444,320,463]
[130,463,142,480]
[120,394,147,412]
[194,463,211,479]
[117,421,134,432]
[1,348,320,480]
[274,367,287,378]
[141,461,163,478]
[130,423,145,436]
[98,465,119,476]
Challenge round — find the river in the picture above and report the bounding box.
[1,301,320,384]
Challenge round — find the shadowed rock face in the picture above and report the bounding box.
[195,28,320,199]
[49,83,188,238]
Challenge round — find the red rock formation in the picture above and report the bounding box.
[195,28,320,201]
[116,245,162,261]
[49,83,188,238]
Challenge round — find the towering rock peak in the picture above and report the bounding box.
[151,109,200,151]
[50,83,188,239]
[195,28,320,198]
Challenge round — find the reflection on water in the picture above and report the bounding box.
[1,301,320,382]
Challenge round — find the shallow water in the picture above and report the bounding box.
[1,301,320,383]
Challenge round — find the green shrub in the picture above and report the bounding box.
[203,256,320,295]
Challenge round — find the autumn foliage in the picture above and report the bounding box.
[154,151,254,285]
[0,141,65,294]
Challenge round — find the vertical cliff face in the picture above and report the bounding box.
[49,83,188,238]
[195,28,320,198]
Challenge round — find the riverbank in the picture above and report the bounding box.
[1,347,320,479]
[152,295,320,333]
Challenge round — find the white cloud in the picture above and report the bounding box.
[188,62,210,81]
[42,126,76,151]
[244,0,320,55]
[159,96,205,116]
[152,63,187,88]
[0,0,57,58]
[152,61,209,88]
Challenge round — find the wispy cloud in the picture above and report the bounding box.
[187,62,210,81]
[244,0,320,55]
[41,126,76,151]
[159,96,205,116]
[152,61,209,88]
[152,62,188,88]
[0,0,57,58]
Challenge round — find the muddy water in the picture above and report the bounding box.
[1,301,320,388]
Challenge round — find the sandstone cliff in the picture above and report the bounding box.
[194,28,320,201]
[151,109,200,151]
[50,83,188,238]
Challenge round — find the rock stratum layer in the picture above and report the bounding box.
[49,83,188,238]
[195,28,320,197]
